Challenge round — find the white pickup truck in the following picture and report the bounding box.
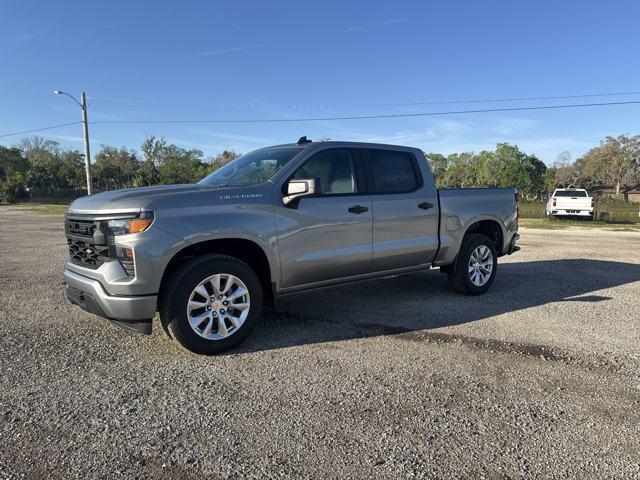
[546,188,594,219]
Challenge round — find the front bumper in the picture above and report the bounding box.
[63,268,156,334]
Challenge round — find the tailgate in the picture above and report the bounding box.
[555,197,591,210]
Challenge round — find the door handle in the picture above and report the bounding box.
[418,201,434,210]
[348,205,369,214]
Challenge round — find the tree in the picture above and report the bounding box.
[425,153,449,187]
[94,146,139,190]
[552,151,577,188]
[206,150,239,175]
[474,150,500,187]
[56,150,85,189]
[0,146,28,202]
[139,136,207,184]
[543,168,557,194]
[17,136,85,190]
[141,136,168,165]
[19,137,62,188]
[580,134,640,194]
[491,143,546,199]
[157,147,206,184]
[134,158,159,187]
[136,135,164,186]
[442,152,477,187]
[428,143,547,199]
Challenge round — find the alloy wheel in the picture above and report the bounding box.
[186,273,250,340]
[468,245,493,287]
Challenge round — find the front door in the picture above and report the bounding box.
[274,148,372,288]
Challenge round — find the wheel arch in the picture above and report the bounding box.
[159,238,276,306]
[463,217,505,255]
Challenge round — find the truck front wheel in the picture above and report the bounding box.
[447,234,497,295]
[159,254,263,355]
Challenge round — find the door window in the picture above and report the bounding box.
[363,150,420,193]
[291,149,357,195]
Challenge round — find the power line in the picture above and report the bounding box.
[95,99,640,124]
[0,121,83,139]
[90,90,640,109]
[1,99,639,139]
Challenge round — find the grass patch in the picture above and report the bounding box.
[520,218,640,231]
[12,203,69,215]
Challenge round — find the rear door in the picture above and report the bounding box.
[274,148,373,288]
[359,148,439,271]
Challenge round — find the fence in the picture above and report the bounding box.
[23,187,97,204]
[519,199,640,222]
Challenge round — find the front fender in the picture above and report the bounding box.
[151,206,280,287]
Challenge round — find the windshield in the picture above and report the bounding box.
[555,190,587,197]
[199,147,300,187]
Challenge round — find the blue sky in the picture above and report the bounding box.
[1,0,639,164]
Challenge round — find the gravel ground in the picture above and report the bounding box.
[1,207,639,479]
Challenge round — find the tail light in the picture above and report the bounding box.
[515,191,520,219]
[552,198,557,207]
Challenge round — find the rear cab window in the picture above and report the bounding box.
[554,190,587,197]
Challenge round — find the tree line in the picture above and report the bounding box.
[0,136,238,202]
[1,133,638,203]
[428,134,639,199]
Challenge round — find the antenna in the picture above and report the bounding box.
[297,136,312,145]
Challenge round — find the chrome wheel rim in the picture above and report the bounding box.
[186,273,250,340]
[468,245,493,287]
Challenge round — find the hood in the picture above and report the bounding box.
[68,184,206,215]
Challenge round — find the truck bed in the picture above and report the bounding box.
[434,188,519,266]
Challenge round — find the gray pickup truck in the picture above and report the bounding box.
[63,138,520,354]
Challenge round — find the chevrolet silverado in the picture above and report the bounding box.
[63,138,520,354]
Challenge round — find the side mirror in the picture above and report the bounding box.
[283,179,316,207]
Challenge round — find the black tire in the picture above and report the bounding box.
[159,254,263,355]
[447,234,498,295]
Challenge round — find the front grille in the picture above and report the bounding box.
[65,219,97,237]
[67,238,110,269]
[65,215,136,276]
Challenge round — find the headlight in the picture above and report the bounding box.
[107,212,154,236]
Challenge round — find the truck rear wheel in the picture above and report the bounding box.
[447,234,497,295]
[159,254,263,355]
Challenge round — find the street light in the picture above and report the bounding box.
[54,90,92,195]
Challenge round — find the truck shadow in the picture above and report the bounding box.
[237,259,640,353]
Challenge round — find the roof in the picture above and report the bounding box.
[262,139,420,151]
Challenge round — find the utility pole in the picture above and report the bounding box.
[80,92,92,195]
[53,89,93,195]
